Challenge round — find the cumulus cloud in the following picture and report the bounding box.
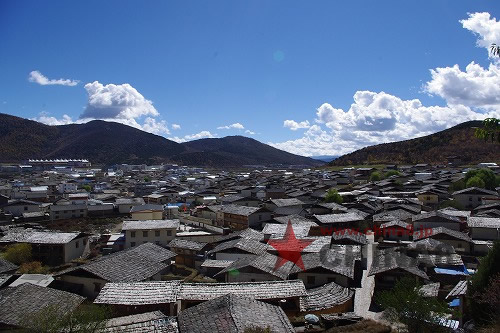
[217,123,245,130]
[283,119,310,130]
[425,62,500,108]
[245,129,256,135]
[32,112,75,125]
[28,70,79,86]
[269,90,497,156]
[172,124,181,130]
[460,12,500,55]
[169,130,217,143]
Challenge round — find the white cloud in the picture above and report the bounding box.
[169,130,217,143]
[269,90,497,156]
[217,123,245,130]
[460,12,500,55]
[28,70,79,86]
[425,62,500,109]
[283,119,310,130]
[141,117,170,135]
[245,130,256,135]
[172,124,181,130]
[32,112,75,125]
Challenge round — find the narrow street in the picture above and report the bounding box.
[354,232,379,320]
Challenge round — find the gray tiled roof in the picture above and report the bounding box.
[0,230,80,244]
[94,281,181,305]
[407,238,456,254]
[417,253,464,267]
[419,282,440,297]
[216,253,295,280]
[211,228,265,243]
[270,198,304,207]
[56,243,176,282]
[178,280,306,301]
[177,294,295,333]
[103,311,178,333]
[200,259,234,268]
[314,212,365,224]
[467,216,500,228]
[220,204,261,216]
[300,282,354,312]
[262,223,313,239]
[0,258,18,274]
[413,227,473,243]
[0,283,84,328]
[208,237,269,256]
[273,214,318,225]
[369,249,428,280]
[168,239,207,251]
[122,220,179,230]
[331,229,368,245]
[446,280,467,299]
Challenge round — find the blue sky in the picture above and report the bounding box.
[1,1,499,156]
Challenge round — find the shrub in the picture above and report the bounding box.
[4,243,32,265]
[466,176,486,189]
[324,189,343,204]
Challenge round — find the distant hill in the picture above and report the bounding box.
[330,121,500,166]
[0,114,322,167]
[179,136,324,167]
[311,155,339,163]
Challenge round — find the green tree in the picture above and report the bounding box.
[474,117,499,143]
[377,277,452,333]
[4,243,32,265]
[438,200,465,210]
[466,176,486,189]
[370,171,383,182]
[449,179,466,192]
[465,169,499,190]
[324,189,343,204]
[468,241,500,325]
[81,185,91,192]
[384,170,400,178]
[144,176,151,182]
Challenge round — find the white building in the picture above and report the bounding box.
[122,220,179,248]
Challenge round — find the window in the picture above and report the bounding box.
[80,209,84,212]
[130,242,136,247]
[469,197,472,201]
[131,231,136,238]
[155,230,160,237]
[155,241,160,245]
[307,276,316,285]
[167,230,172,236]
[143,231,148,237]
[75,241,79,248]
[24,206,28,211]
[93,282,101,293]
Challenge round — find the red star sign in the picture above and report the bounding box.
[267,220,314,271]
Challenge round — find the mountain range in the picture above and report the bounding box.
[329,121,500,166]
[0,113,323,167]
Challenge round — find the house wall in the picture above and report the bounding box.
[297,272,350,288]
[50,204,87,220]
[125,228,176,248]
[224,271,280,283]
[470,227,500,241]
[131,211,163,220]
[248,212,273,228]
[453,194,484,209]
[4,204,40,217]
[64,237,89,263]
[433,237,471,253]
[417,194,439,205]
[58,275,109,299]
[414,221,461,232]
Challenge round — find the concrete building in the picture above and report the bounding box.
[122,220,179,248]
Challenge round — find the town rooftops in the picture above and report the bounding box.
[274,214,318,225]
[270,198,304,207]
[412,211,463,223]
[102,311,178,333]
[419,282,440,298]
[313,212,365,224]
[446,280,467,299]
[122,220,180,230]
[200,259,234,268]
[452,187,498,196]
[300,282,354,312]
[262,223,313,239]
[55,243,176,282]
[413,227,473,243]
[219,204,262,216]
[0,230,83,244]
[467,216,500,229]
[0,283,85,328]
[168,239,207,251]
[94,281,181,305]
[208,237,269,256]
[178,279,306,301]
[369,249,428,279]
[177,294,295,333]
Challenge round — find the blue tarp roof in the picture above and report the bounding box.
[448,298,460,307]
[434,266,469,275]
